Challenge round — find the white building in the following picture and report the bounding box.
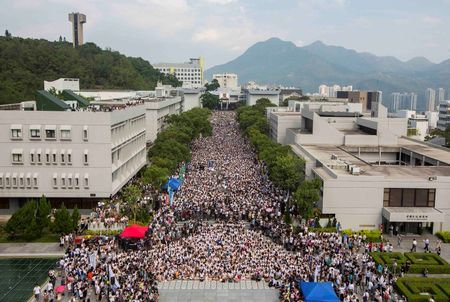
[426,88,436,112]
[180,88,204,111]
[243,89,280,106]
[142,86,183,142]
[269,102,450,233]
[44,78,80,93]
[212,73,238,90]
[438,88,446,104]
[437,100,450,131]
[154,58,204,88]
[425,111,439,129]
[0,105,146,212]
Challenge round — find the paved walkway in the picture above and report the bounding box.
[0,242,63,257]
[385,234,450,262]
[159,280,278,302]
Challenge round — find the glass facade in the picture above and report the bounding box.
[383,188,435,207]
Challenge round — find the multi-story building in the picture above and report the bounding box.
[44,78,80,93]
[154,58,204,88]
[437,100,450,131]
[426,88,436,112]
[212,73,238,90]
[337,90,382,111]
[242,89,280,106]
[269,102,450,233]
[390,92,417,112]
[68,13,87,47]
[438,88,446,105]
[0,104,146,212]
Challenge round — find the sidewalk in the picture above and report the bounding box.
[384,233,450,262]
[0,242,64,257]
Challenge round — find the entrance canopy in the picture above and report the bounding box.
[383,207,444,223]
[299,282,339,302]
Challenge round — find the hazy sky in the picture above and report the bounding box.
[1,0,450,68]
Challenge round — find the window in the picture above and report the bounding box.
[61,174,66,188]
[45,150,51,164]
[83,126,89,140]
[68,174,73,188]
[52,174,58,188]
[60,150,65,164]
[5,175,10,187]
[83,150,89,165]
[67,149,72,165]
[60,126,71,140]
[52,150,57,164]
[29,126,41,139]
[12,152,23,164]
[19,174,24,188]
[10,126,22,139]
[384,188,436,207]
[12,176,17,187]
[74,174,80,188]
[0,174,3,188]
[33,174,38,188]
[26,174,31,188]
[84,174,89,188]
[37,149,42,164]
[30,150,35,164]
[45,126,56,139]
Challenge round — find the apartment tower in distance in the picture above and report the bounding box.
[68,12,87,47]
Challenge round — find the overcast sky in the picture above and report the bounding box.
[1,0,450,68]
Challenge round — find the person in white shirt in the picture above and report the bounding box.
[33,284,41,300]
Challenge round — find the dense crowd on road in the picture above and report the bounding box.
[49,111,406,302]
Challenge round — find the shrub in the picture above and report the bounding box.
[371,252,450,274]
[435,231,450,243]
[84,229,121,236]
[396,278,450,302]
[342,229,382,242]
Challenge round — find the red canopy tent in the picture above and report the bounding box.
[120,224,149,239]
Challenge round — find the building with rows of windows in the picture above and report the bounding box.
[269,101,450,233]
[154,57,204,88]
[0,105,146,212]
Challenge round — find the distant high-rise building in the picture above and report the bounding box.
[437,101,450,131]
[391,92,417,111]
[154,58,204,88]
[318,85,328,96]
[438,88,445,104]
[212,73,238,90]
[391,92,401,111]
[68,13,87,48]
[426,88,436,111]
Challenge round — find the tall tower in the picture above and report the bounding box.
[68,12,86,47]
[425,88,436,112]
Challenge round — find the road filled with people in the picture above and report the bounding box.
[55,111,403,302]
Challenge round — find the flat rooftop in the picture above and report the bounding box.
[300,143,450,180]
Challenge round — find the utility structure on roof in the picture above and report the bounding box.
[68,12,86,47]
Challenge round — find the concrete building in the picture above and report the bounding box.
[68,13,86,47]
[270,102,450,233]
[390,92,417,112]
[0,105,146,211]
[180,88,204,111]
[426,88,436,112]
[212,73,238,90]
[279,88,303,103]
[243,89,280,106]
[154,58,204,88]
[337,91,382,111]
[142,86,183,142]
[437,100,450,131]
[438,88,445,105]
[425,111,439,129]
[44,78,80,93]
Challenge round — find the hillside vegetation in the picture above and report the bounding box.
[0,36,181,104]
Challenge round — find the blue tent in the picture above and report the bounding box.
[299,282,339,302]
[162,178,182,191]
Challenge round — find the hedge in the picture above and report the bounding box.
[371,252,450,274]
[83,229,122,236]
[435,231,450,243]
[342,229,382,243]
[396,277,450,302]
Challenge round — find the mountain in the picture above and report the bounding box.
[0,36,181,104]
[206,38,448,110]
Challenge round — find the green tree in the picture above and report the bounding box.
[204,79,220,91]
[293,179,322,219]
[71,205,81,231]
[141,165,170,188]
[148,139,191,163]
[150,156,178,172]
[5,200,40,239]
[4,30,11,37]
[36,195,51,230]
[200,92,220,110]
[269,155,305,191]
[53,204,73,234]
[122,184,142,222]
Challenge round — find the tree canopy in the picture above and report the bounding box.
[0,36,181,104]
[200,92,220,110]
[204,79,220,91]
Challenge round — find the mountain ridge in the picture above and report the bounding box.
[205,38,448,109]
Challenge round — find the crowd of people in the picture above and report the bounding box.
[50,111,407,302]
